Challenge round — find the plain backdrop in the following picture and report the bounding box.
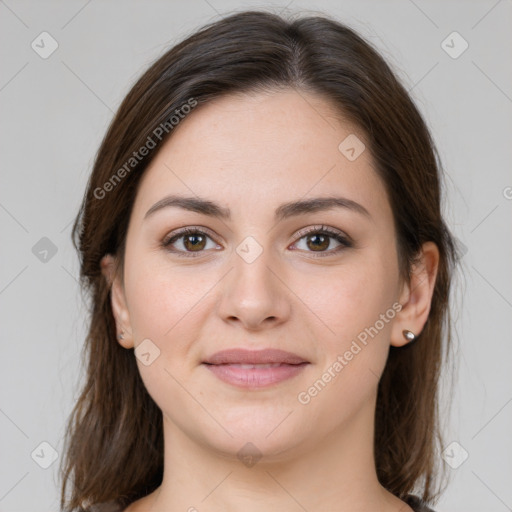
[0,1,511,511]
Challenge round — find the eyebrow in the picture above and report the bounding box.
[144,194,371,222]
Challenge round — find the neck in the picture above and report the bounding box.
[139,395,405,512]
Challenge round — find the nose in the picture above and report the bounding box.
[216,246,291,331]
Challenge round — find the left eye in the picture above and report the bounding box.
[291,226,352,256]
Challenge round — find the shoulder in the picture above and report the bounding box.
[403,494,438,512]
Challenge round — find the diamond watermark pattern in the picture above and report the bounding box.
[237,442,263,468]
[32,237,58,263]
[31,31,59,59]
[31,441,59,469]
[338,134,366,161]
[441,31,469,59]
[454,236,468,262]
[236,236,263,264]
[442,441,469,469]
[135,338,161,366]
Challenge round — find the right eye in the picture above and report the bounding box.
[161,227,221,257]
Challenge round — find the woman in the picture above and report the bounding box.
[60,10,458,512]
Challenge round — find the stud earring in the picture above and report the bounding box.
[118,331,124,340]
[402,329,416,342]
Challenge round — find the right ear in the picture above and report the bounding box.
[100,254,134,349]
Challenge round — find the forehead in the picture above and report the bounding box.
[130,89,391,224]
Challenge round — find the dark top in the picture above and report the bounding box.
[89,493,437,511]
[404,494,437,511]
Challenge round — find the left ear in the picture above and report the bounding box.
[391,241,440,347]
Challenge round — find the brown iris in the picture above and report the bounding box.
[183,233,207,251]
[306,233,330,251]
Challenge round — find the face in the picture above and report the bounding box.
[109,89,411,460]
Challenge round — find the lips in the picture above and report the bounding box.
[202,349,310,389]
[203,348,309,365]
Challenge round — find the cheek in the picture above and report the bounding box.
[122,253,213,415]
[124,249,212,342]
[125,274,173,341]
[313,259,398,345]
[294,268,396,427]
[301,251,399,397]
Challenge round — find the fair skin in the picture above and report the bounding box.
[101,89,439,512]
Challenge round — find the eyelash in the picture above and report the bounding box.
[161,224,353,258]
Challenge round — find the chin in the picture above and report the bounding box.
[204,431,306,466]
[203,410,310,460]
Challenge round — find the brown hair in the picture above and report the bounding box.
[60,9,458,511]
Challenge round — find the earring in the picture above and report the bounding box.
[118,331,124,340]
[402,329,416,342]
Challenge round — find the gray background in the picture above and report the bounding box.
[0,1,511,511]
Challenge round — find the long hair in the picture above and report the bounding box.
[60,10,458,511]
